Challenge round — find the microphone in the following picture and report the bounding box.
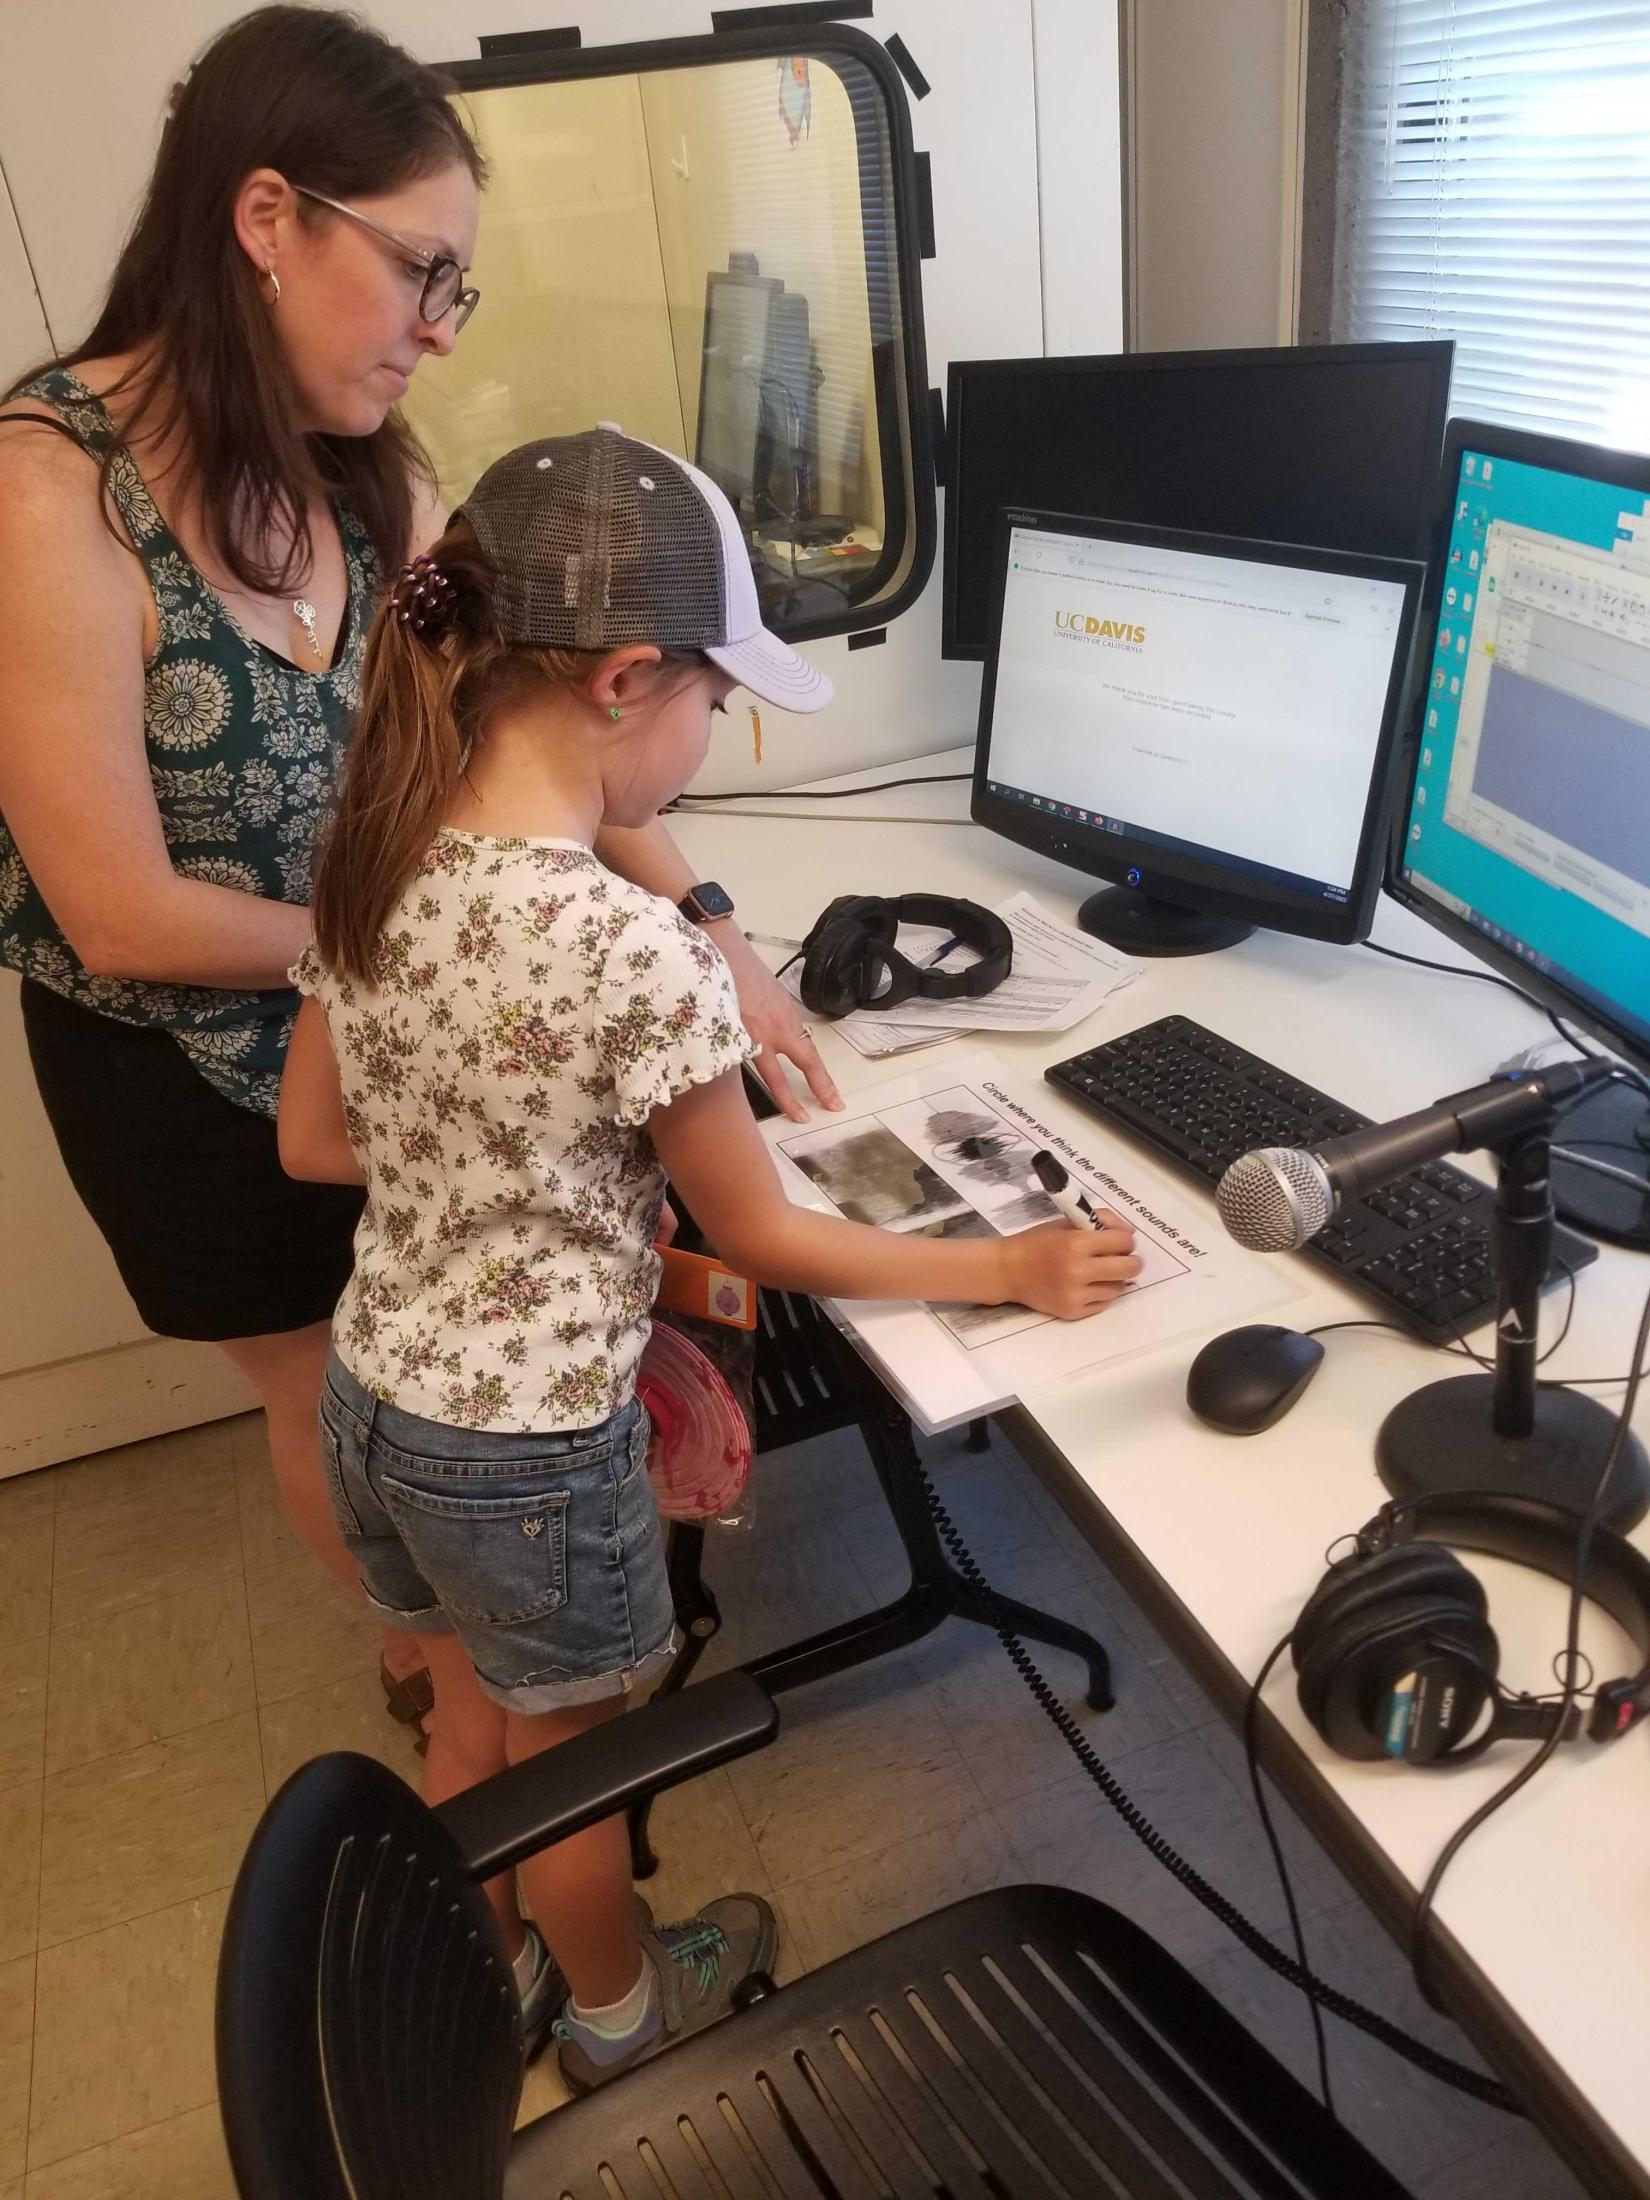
[1216,1058,1616,1252]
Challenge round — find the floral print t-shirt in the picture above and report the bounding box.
[294,832,754,1434]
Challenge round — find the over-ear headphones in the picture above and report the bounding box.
[797,893,1013,1020]
[1293,1492,1650,1764]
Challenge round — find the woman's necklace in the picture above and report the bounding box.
[292,598,324,663]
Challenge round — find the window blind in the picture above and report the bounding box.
[1334,0,1650,449]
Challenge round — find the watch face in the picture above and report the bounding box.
[690,882,735,920]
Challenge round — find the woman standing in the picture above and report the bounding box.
[0,4,837,1740]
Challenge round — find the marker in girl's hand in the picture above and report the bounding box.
[1032,1149,1105,1230]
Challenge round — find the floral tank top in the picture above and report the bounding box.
[0,369,382,1116]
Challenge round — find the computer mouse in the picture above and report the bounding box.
[1185,1325,1325,1435]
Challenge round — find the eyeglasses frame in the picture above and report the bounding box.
[292,185,480,332]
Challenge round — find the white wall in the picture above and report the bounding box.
[0,0,1121,1468]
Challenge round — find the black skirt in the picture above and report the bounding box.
[21,979,364,1342]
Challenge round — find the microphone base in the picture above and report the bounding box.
[1376,1374,1650,1530]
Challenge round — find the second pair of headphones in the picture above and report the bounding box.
[796,893,1013,1020]
[1294,1491,1650,1764]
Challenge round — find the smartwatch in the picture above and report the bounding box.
[678,881,736,925]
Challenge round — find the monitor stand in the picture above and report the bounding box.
[1550,1078,1650,1253]
[1076,887,1253,959]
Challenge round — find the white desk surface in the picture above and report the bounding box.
[670,747,1650,2194]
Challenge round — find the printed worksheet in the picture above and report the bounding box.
[767,1050,1302,1429]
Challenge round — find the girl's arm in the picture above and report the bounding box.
[277,996,366,1185]
[0,422,313,987]
[650,1069,1140,1320]
[596,813,841,1124]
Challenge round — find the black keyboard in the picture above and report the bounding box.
[1045,1014,1597,1344]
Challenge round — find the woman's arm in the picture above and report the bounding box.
[0,425,312,986]
[596,813,842,1124]
[650,1069,1140,1319]
[277,996,366,1185]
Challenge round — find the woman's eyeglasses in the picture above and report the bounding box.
[294,186,480,332]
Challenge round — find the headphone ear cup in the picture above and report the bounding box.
[1296,1591,1497,1763]
[799,898,896,1019]
[1295,1545,1488,1670]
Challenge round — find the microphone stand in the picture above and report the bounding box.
[1376,1115,1650,1528]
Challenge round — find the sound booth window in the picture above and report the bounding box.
[414,26,935,641]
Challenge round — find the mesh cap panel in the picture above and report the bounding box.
[455,431,729,652]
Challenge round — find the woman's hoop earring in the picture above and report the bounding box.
[264,263,281,305]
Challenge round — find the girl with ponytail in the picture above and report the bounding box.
[280,427,1140,2084]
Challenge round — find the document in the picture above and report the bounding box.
[765,1049,1303,1430]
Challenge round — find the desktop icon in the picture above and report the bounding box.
[1469,550,1480,570]
[1416,785,1427,805]
[1450,676,1461,695]
[1464,456,1478,476]
[1459,501,1470,520]
[1427,710,1438,729]
[1445,586,1458,606]
[1422,747,1433,767]
[1451,549,1462,565]
[1410,825,1422,843]
[1457,636,1468,655]
[1482,461,1493,482]
[1433,669,1446,690]
[1440,627,1453,648]
[1463,592,1474,613]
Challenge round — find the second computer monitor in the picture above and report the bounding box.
[973,513,1423,954]
[943,340,1453,659]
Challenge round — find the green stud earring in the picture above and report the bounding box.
[609,705,622,720]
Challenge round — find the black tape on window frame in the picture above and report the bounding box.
[884,32,930,99]
[846,626,888,650]
[478,25,580,54]
[712,1,873,28]
[929,390,946,489]
[914,149,936,258]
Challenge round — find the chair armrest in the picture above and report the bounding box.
[432,1670,778,1880]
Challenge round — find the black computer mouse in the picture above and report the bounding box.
[1185,1325,1325,1435]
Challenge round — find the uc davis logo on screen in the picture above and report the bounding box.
[1054,610,1145,647]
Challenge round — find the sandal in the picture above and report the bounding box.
[379,1655,434,1755]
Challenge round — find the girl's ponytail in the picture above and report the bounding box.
[311,520,509,984]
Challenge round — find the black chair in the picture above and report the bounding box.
[632,1287,1113,1873]
[218,1669,1414,2199]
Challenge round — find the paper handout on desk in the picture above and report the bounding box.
[763,1048,1304,1431]
[786,893,1142,1059]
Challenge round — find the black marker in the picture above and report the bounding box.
[1032,1149,1103,1230]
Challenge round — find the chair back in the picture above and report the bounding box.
[216,1750,520,2200]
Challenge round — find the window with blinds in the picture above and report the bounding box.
[1333,1,1650,450]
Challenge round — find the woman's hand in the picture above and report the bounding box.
[998,1217,1142,1321]
[654,1198,679,1249]
[713,924,843,1124]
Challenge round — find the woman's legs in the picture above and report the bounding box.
[217,1320,421,1683]
[417,1631,641,2007]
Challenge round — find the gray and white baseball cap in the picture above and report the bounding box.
[453,424,833,713]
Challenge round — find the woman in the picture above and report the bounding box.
[0,4,836,1742]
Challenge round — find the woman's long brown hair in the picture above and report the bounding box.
[6,6,485,592]
[311,521,596,985]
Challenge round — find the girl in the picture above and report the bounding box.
[279,426,1140,2088]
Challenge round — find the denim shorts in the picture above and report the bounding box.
[318,1352,678,1713]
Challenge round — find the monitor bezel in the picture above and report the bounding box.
[972,508,1425,947]
[1384,414,1650,1077]
[942,339,1455,662]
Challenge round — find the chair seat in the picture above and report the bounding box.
[505,1884,1410,2199]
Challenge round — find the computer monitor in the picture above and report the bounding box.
[943,340,1454,660]
[973,511,1424,956]
[1388,418,1650,1249]
[695,269,814,521]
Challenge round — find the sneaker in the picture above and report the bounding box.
[516,1897,653,2064]
[554,1892,778,2094]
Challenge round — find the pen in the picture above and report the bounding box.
[1032,1149,1103,1230]
[924,934,962,968]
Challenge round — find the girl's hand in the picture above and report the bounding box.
[654,1198,679,1249]
[998,1218,1142,1321]
[713,925,843,1124]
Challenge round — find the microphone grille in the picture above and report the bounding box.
[1216,1147,1333,1253]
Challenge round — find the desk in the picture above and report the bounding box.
[671,747,1650,2200]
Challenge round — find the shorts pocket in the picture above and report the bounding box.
[318,1409,364,1540]
[380,1478,571,1628]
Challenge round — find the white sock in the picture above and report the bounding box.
[571,1958,655,2038]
